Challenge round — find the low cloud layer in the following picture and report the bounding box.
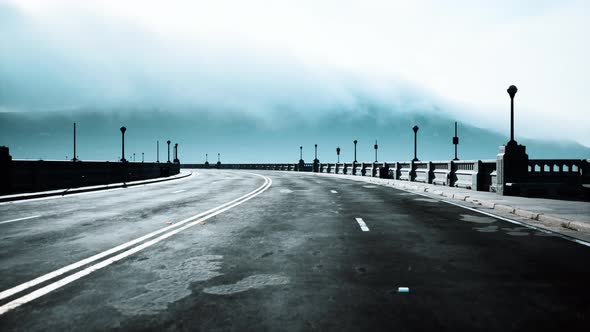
[1,1,588,146]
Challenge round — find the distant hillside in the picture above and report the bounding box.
[1,110,588,163]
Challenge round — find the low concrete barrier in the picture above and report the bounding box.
[2,158,180,195]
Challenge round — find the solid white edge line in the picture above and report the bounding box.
[0,175,272,315]
[312,172,590,249]
[408,190,590,248]
[0,172,197,206]
[320,174,590,248]
[0,172,269,302]
[0,215,42,225]
[355,217,370,232]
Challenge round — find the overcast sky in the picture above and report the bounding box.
[1,0,589,146]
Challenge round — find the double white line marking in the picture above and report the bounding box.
[0,173,272,315]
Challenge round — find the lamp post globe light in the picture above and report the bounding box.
[299,146,303,161]
[336,147,340,163]
[166,140,171,163]
[120,126,127,162]
[353,140,358,162]
[507,85,518,146]
[412,125,419,161]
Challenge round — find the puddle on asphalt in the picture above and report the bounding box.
[203,274,290,295]
[111,255,223,315]
[461,214,496,224]
[473,225,498,233]
[534,232,555,237]
[413,198,439,203]
[506,231,529,236]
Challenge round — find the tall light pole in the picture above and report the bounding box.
[336,147,340,163]
[142,152,144,163]
[314,144,318,161]
[133,152,135,162]
[156,140,160,163]
[374,140,378,162]
[120,126,127,162]
[412,125,419,161]
[167,140,171,163]
[299,146,303,161]
[507,85,518,146]
[453,121,459,160]
[353,140,358,162]
[72,122,78,162]
[174,143,179,163]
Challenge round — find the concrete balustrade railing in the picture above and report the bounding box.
[398,162,413,181]
[413,161,431,183]
[432,161,451,186]
[181,157,589,198]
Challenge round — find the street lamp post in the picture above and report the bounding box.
[173,143,179,163]
[353,140,357,162]
[374,140,378,162]
[166,140,171,163]
[453,121,459,160]
[507,85,518,146]
[336,147,340,163]
[133,152,135,162]
[412,125,419,161]
[299,146,303,161]
[72,122,78,162]
[120,126,127,162]
[156,141,160,163]
[142,152,144,163]
[314,144,318,161]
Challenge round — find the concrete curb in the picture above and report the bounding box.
[0,171,193,203]
[308,171,588,234]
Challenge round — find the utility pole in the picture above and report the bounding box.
[453,121,459,160]
[374,140,378,162]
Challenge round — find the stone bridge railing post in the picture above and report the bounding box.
[0,146,12,194]
[410,160,417,182]
[448,161,455,187]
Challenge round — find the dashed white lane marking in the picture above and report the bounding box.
[330,190,338,194]
[0,215,42,225]
[171,189,186,194]
[355,217,370,232]
[0,173,272,315]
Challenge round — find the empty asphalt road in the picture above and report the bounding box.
[1,169,589,331]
